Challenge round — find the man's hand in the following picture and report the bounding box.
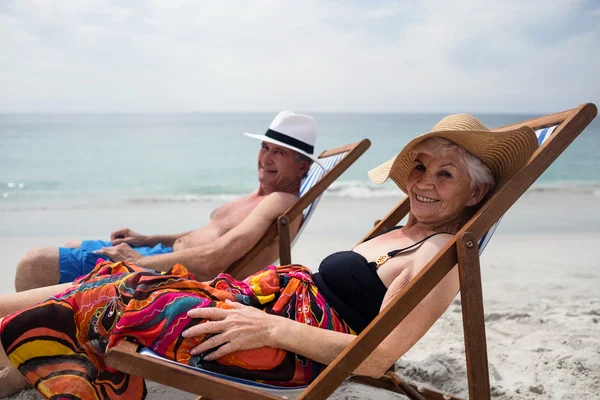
[94,243,143,263]
[110,228,147,246]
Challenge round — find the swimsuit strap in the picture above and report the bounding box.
[374,231,452,268]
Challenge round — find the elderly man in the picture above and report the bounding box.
[15,111,321,291]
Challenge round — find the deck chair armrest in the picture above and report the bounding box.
[228,139,371,278]
[105,340,281,400]
[101,105,597,400]
[358,197,411,245]
[277,215,291,265]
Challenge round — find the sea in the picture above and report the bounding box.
[1,112,599,212]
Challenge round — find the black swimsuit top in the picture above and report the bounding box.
[313,229,449,333]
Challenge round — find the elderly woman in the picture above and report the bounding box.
[0,114,537,399]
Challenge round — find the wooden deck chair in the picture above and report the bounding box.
[105,104,597,400]
[225,139,371,279]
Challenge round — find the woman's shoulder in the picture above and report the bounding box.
[426,231,455,247]
[413,232,454,265]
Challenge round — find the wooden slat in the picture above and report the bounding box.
[105,105,597,400]
[347,375,464,400]
[493,108,574,131]
[346,375,408,396]
[296,103,597,400]
[298,242,460,400]
[318,141,365,157]
[387,371,426,400]
[277,215,291,265]
[357,197,410,244]
[105,341,280,400]
[227,139,371,278]
[464,103,596,237]
[456,232,490,400]
[357,106,585,248]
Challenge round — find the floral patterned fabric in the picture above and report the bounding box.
[0,261,353,399]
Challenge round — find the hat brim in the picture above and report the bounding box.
[368,126,538,194]
[244,132,324,168]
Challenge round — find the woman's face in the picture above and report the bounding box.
[406,149,482,226]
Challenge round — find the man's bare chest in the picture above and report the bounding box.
[211,201,260,234]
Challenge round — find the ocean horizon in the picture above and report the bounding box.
[1,112,599,212]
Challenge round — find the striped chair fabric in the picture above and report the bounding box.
[135,153,347,400]
[478,125,557,253]
[294,152,346,246]
[136,128,555,399]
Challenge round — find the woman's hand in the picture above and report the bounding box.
[182,300,282,361]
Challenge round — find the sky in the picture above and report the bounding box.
[0,0,598,113]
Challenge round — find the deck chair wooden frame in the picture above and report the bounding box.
[225,139,371,279]
[105,104,596,400]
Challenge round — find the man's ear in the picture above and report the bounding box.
[297,160,310,178]
[466,183,491,207]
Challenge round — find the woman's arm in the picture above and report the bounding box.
[271,258,459,377]
[355,262,459,376]
[0,283,73,318]
[184,300,357,364]
[185,241,459,377]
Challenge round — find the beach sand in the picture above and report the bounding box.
[1,191,599,399]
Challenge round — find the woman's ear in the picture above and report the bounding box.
[466,183,491,207]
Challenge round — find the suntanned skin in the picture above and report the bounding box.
[14,141,310,291]
[0,140,311,396]
[0,143,491,395]
[181,145,491,377]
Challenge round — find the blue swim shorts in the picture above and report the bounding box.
[58,240,174,283]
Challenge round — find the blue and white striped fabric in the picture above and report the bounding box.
[293,152,346,247]
[137,154,346,399]
[137,128,554,397]
[477,125,557,254]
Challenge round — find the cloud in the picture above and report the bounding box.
[0,0,597,113]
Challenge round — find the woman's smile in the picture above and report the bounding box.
[414,193,439,203]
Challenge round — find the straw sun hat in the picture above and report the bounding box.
[368,114,539,194]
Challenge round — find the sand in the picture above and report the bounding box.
[1,191,599,399]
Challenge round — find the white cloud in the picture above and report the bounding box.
[0,0,597,113]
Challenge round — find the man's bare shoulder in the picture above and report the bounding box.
[255,191,299,215]
[266,191,300,204]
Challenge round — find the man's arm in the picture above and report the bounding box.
[136,192,300,280]
[110,228,192,247]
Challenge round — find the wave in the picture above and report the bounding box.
[126,194,241,204]
[2,180,600,212]
[0,194,243,212]
[527,181,600,195]
[324,180,401,199]
[325,180,600,199]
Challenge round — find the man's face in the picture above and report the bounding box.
[257,141,308,189]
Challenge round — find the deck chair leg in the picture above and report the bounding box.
[456,232,491,400]
[385,371,427,400]
[277,215,292,265]
[348,374,464,400]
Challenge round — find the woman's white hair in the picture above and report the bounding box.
[410,137,496,191]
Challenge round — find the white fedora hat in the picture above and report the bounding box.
[244,111,323,167]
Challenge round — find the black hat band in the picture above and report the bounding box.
[265,129,314,154]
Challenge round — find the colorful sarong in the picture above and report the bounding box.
[0,261,354,399]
